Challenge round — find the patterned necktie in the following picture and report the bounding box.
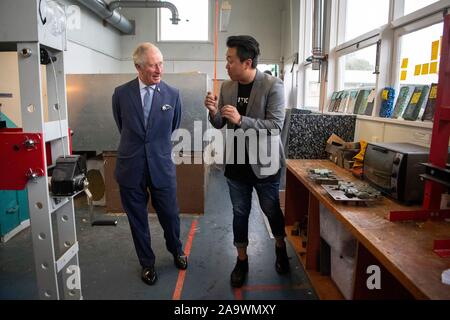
[143,86,154,127]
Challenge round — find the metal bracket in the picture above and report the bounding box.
[420,162,450,188]
[85,188,117,226]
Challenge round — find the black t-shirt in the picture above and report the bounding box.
[224,82,280,183]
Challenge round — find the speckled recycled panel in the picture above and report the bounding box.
[286,114,356,159]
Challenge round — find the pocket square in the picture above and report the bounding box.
[161,104,172,111]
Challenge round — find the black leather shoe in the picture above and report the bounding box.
[141,267,157,285]
[230,257,248,288]
[174,255,188,270]
[275,245,290,274]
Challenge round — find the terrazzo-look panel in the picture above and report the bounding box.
[286,114,356,159]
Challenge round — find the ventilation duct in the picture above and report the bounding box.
[109,1,180,25]
[76,0,134,34]
[311,0,325,70]
[76,0,180,35]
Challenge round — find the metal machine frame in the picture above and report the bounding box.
[389,13,450,258]
[0,0,82,299]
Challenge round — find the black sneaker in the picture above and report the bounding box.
[230,257,248,288]
[275,245,290,274]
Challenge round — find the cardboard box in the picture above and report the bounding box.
[103,151,205,215]
[343,159,355,170]
[325,134,360,168]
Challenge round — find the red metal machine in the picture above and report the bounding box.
[389,14,450,257]
[1,126,73,190]
[0,128,46,190]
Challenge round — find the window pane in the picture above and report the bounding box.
[398,23,443,85]
[344,0,390,42]
[404,0,439,15]
[160,0,209,41]
[304,66,320,109]
[257,64,279,77]
[343,45,377,89]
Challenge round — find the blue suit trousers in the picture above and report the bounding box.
[119,163,183,268]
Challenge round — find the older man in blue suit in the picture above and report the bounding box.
[112,43,187,286]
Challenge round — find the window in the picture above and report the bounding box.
[298,0,320,110]
[398,23,443,85]
[404,0,439,15]
[304,66,320,109]
[343,45,377,89]
[159,0,209,42]
[257,64,279,77]
[329,0,449,118]
[343,0,390,42]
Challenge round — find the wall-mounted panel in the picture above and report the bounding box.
[67,73,210,153]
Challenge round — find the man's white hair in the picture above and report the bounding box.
[132,42,162,67]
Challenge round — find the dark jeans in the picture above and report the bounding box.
[226,177,286,248]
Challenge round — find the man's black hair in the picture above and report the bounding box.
[226,35,260,69]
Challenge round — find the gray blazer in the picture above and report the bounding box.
[209,70,286,178]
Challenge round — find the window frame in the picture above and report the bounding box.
[303,64,321,110]
[157,0,213,44]
[392,0,450,26]
[391,12,446,91]
[298,0,321,110]
[337,42,380,90]
[326,0,449,117]
[337,0,393,45]
[334,29,384,115]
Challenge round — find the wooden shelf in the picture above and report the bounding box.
[285,159,450,300]
[286,226,344,300]
[322,112,434,129]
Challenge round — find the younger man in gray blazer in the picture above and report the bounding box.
[204,35,289,288]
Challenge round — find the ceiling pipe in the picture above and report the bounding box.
[76,0,181,35]
[109,1,180,24]
[311,0,325,70]
[76,0,134,34]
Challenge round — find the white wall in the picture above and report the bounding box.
[1,0,292,80]
[119,0,284,79]
[0,0,123,127]
[0,0,293,128]
[62,0,286,78]
[62,0,123,73]
[64,40,122,74]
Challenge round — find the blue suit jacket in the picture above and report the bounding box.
[112,78,182,189]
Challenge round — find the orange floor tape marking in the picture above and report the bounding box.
[172,219,199,300]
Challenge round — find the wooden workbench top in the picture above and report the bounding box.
[286,159,450,300]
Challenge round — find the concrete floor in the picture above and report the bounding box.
[0,167,317,300]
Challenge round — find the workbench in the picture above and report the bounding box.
[284,159,450,300]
